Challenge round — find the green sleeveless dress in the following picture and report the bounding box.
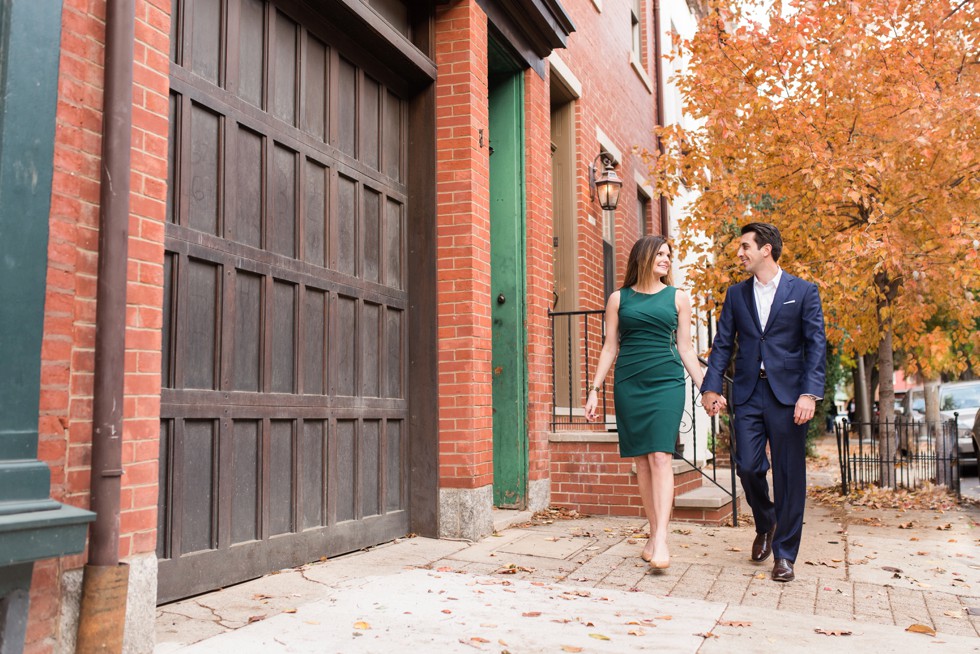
[613,286,685,457]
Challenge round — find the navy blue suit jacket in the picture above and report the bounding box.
[703,271,827,407]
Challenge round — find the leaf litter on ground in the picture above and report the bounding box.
[808,482,965,512]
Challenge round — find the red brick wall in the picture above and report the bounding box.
[523,68,554,486]
[550,441,707,518]
[432,1,665,498]
[541,1,666,512]
[434,1,494,490]
[27,0,171,651]
[561,0,664,315]
[550,441,644,516]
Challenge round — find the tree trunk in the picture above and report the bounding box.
[875,273,897,489]
[924,379,941,428]
[925,378,954,487]
[876,328,896,488]
[855,357,872,443]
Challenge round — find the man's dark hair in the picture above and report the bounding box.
[741,222,783,262]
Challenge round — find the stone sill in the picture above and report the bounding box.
[0,503,95,567]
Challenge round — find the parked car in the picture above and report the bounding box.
[900,381,979,465]
[973,410,980,466]
[940,380,980,465]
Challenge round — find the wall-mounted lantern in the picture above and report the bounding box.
[589,154,622,211]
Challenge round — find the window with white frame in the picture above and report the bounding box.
[631,0,644,63]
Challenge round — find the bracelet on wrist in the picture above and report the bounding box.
[588,384,600,393]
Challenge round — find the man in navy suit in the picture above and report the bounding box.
[701,223,826,582]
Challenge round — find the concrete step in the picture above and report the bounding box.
[675,484,740,509]
[672,472,744,526]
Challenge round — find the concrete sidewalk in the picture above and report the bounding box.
[156,459,980,652]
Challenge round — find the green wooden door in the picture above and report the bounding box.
[489,60,527,508]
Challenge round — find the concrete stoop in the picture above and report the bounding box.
[673,467,744,526]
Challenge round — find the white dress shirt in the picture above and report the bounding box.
[754,267,782,331]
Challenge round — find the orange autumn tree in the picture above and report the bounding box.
[654,0,980,487]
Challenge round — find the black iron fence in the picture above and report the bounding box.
[835,418,961,498]
[548,308,738,523]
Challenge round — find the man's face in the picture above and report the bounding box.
[737,233,769,275]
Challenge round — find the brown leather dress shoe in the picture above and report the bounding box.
[772,558,795,582]
[751,526,775,562]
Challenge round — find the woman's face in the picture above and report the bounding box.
[653,243,671,277]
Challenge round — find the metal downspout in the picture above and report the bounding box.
[652,0,671,233]
[76,0,135,651]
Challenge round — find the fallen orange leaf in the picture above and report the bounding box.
[906,624,936,636]
[814,628,852,636]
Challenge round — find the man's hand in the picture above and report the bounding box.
[794,395,816,425]
[701,391,727,416]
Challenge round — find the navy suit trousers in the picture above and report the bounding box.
[732,377,808,562]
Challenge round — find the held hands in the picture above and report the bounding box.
[584,390,599,422]
[794,395,816,425]
[701,391,727,417]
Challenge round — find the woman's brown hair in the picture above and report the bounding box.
[622,235,673,289]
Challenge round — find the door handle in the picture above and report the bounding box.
[497,293,506,305]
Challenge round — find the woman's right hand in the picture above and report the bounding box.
[584,390,598,422]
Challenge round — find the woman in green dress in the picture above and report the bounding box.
[584,235,706,569]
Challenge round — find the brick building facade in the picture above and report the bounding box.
[0,1,682,652]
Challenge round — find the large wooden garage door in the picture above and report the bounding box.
[158,0,411,602]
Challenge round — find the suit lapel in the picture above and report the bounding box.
[742,280,762,333]
[764,272,795,333]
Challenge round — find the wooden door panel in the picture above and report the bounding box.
[299,419,326,529]
[302,288,327,394]
[272,11,298,125]
[233,126,264,247]
[188,104,221,236]
[270,280,296,393]
[336,174,357,275]
[385,198,403,289]
[383,90,402,181]
[360,76,381,170]
[384,308,403,398]
[181,259,220,390]
[160,0,411,603]
[179,419,217,554]
[385,420,403,511]
[363,187,381,283]
[488,65,528,509]
[337,57,357,156]
[360,420,380,517]
[270,143,298,257]
[304,159,328,266]
[268,419,294,535]
[362,302,380,397]
[335,419,355,522]
[190,0,222,85]
[237,0,265,107]
[335,295,357,396]
[301,36,328,140]
[230,419,261,544]
[232,270,262,391]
